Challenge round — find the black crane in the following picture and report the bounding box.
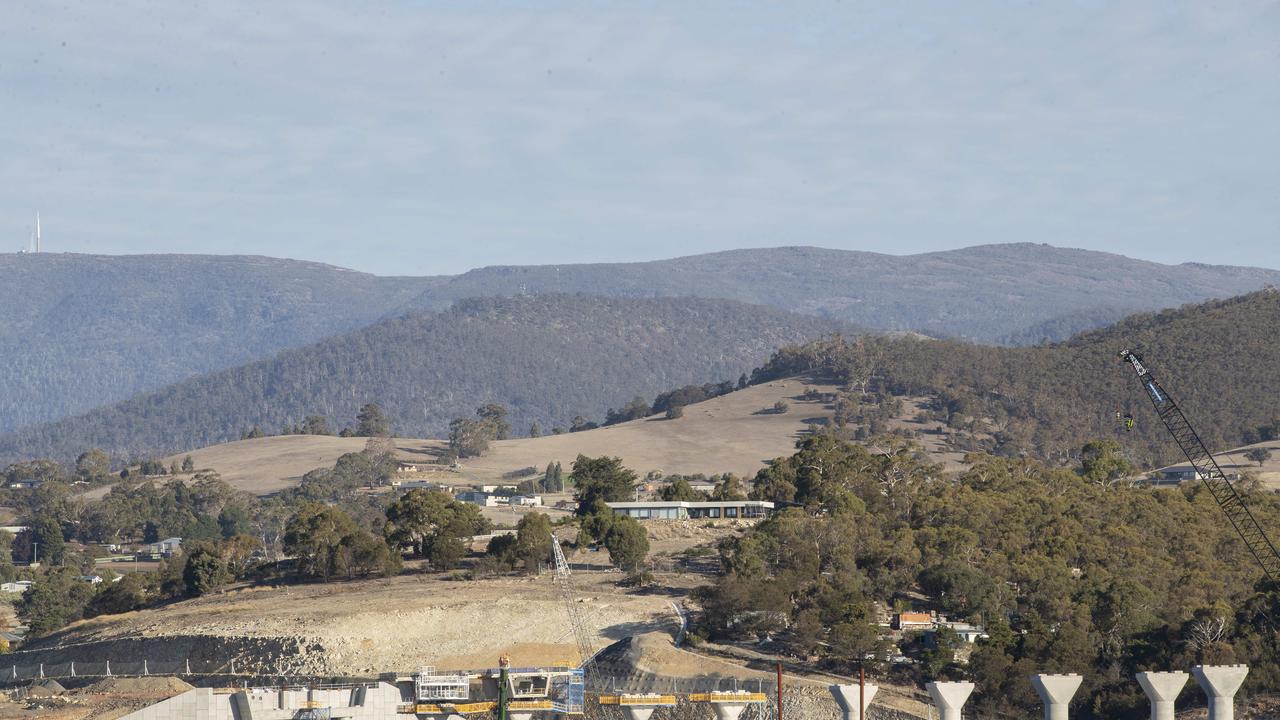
[1119,349,1280,581]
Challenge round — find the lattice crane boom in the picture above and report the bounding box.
[552,536,596,667]
[1120,349,1280,581]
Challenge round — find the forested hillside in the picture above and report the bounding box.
[405,243,1280,344]
[3,246,1275,438]
[0,295,844,464]
[753,289,1280,468]
[0,253,438,433]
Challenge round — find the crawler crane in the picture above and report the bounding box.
[1120,349,1280,581]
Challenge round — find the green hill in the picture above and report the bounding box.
[753,289,1280,468]
[4,245,1276,437]
[0,295,844,464]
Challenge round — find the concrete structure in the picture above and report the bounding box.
[118,683,406,719]
[1136,671,1188,720]
[606,500,774,520]
[1,580,33,593]
[599,693,677,720]
[508,495,543,507]
[830,683,879,720]
[1030,674,1083,720]
[688,691,768,720]
[1193,665,1249,720]
[926,681,974,720]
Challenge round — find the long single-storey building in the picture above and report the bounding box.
[605,500,774,520]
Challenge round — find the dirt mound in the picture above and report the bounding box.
[81,676,193,696]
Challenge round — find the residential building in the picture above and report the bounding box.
[509,495,543,507]
[147,537,182,556]
[605,500,774,520]
[893,612,933,630]
[457,491,501,507]
[0,581,33,594]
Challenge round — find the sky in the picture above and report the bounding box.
[1,1,1277,276]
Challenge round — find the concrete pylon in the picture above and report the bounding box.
[507,713,534,720]
[925,681,974,720]
[624,708,656,720]
[1136,671,1188,720]
[711,705,746,720]
[1030,674,1082,720]
[1193,665,1249,720]
[830,683,879,720]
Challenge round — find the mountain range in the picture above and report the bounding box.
[0,295,844,464]
[1,243,1276,442]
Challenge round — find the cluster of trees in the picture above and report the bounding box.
[751,290,1280,468]
[568,455,650,575]
[483,512,555,574]
[448,404,510,458]
[697,434,1280,718]
[657,474,747,502]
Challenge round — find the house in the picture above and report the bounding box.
[1153,465,1202,485]
[457,491,501,507]
[80,575,104,585]
[893,612,933,630]
[0,525,27,535]
[938,621,988,643]
[5,479,40,490]
[478,484,516,494]
[508,495,543,507]
[605,500,775,520]
[397,462,423,473]
[392,480,439,492]
[0,581,33,594]
[147,537,182,556]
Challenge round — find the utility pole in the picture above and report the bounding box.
[776,661,784,720]
[32,542,38,565]
[859,665,865,720]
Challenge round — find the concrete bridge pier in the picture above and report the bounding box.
[1030,673,1083,720]
[830,683,879,720]
[925,681,974,720]
[1136,671,1188,720]
[1192,665,1249,720]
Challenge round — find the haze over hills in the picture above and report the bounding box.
[0,295,845,464]
[0,253,439,433]
[2,243,1277,438]
[403,243,1280,344]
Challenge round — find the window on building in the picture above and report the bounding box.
[725,507,738,518]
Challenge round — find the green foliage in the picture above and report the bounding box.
[279,503,397,580]
[1079,440,1135,487]
[383,489,492,569]
[571,455,637,516]
[601,515,649,573]
[84,572,148,618]
[659,478,706,502]
[448,405,511,458]
[356,403,390,437]
[182,543,230,597]
[705,437,1280,718]
[17,567,97,636]
[0,295,840,463]
[1244,447,1272,467]
[74,448,111,481]
[753,291,1280,468]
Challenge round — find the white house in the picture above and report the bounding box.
[508,495,543,507]
[1,580,33,594]
[457,491,501,507]
[147,537,182,556]
[605,500,774,520]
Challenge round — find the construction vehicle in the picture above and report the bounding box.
[1119,349,1280,581]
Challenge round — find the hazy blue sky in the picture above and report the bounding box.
[1,1,1277,275]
